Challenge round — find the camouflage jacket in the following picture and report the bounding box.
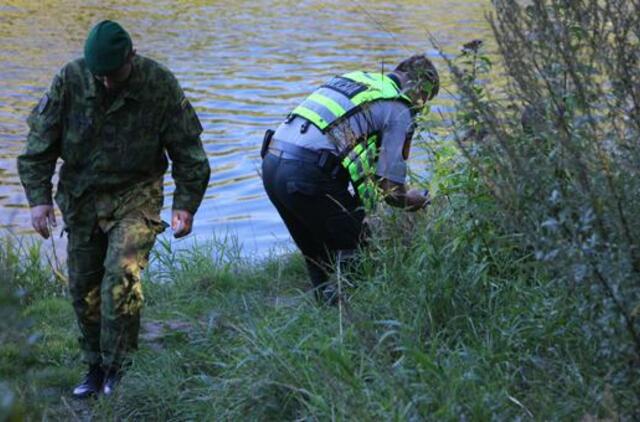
[17,55,211,235]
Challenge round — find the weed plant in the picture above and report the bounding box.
[432,0,640,414]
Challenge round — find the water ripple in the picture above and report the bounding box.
[0,0,492,254]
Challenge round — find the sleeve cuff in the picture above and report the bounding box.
[375,168,406,184]
[24,186,53,207]
[172,196,200,215]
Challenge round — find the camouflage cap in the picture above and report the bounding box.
[84,20,132,76]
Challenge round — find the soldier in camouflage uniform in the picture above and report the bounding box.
[17,20,211,398]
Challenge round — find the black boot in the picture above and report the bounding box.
[72,364,104,399]
[102,365,122,396]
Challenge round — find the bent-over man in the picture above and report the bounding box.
[262,55,438,303]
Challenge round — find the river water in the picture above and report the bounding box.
[0,0,491,255]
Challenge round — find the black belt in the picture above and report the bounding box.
[268,139,341,173]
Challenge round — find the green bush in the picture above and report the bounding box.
[436,0,640,412]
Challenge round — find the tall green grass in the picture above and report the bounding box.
[2,189,636,419]
[2,0,639,418]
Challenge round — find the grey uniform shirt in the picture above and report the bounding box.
[273,100,414,184]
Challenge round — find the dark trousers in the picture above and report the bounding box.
[262,153,365,294]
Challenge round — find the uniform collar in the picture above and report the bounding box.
[387,73,402,90]
[122,56,143,101]
[83,56,143,101]
[84,66,98,99]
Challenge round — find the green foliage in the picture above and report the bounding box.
[0,237,65,420]
[3,203,638,419]
[437,0,640,414]
[3,0,639,418]
[0,234,65,302]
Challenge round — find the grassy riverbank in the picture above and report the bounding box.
[3,0,640,419]
[1,190,638,420]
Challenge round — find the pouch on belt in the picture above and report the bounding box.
[261,129,275,159]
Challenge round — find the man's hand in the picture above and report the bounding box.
[171,209,193,238]
[405,188,430,211]
[380,180,430,212]
[30,204,56,239]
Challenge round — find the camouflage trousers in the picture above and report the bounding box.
[67,210,164,368]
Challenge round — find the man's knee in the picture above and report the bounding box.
[70,283,102,324]
[68,267,103,319]
[68,267,103,293]
[102,220,156,317]
[325,212,364,251]
[102,257,145,316]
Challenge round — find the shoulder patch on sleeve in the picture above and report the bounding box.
[37,93,50,114]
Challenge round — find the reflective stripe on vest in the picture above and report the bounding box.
[341,134,379,211]
[291,71,411,132]
[291,71,412,210]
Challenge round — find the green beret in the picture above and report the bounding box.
[84,20,132,75]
